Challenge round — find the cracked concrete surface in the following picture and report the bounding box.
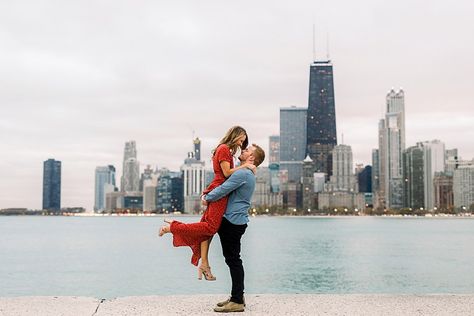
[1,294,473,316]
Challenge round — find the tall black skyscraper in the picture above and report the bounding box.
[43,158,61,211]
[307,60,337,179]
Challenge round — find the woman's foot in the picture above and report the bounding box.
[158,225,170,237]
[198,265,216,281]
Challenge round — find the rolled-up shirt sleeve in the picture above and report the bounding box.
[205,171,246,202]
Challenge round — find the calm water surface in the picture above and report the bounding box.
[1,216,473,298]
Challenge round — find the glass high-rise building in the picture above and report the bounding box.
[306,60,337,179]
[43,159,61,211]
[94,165,116,212]
[279,106,307,183]
[403,144,425,209]
[378,88,406,209]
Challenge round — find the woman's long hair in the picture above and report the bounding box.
[213,126,248,155]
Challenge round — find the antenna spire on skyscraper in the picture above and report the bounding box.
[326,32,330,60]
[312,24,316,62]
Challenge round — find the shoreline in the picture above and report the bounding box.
[0,213,473,218]
[1,294,473,315]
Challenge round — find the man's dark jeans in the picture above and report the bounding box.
[218,217,247,304]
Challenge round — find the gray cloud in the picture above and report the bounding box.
[1,0,473,209]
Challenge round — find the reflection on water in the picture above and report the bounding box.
[1,216,474,297]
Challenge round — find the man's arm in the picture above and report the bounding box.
[205,171,247,202]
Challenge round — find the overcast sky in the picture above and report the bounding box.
[1,0,473,210]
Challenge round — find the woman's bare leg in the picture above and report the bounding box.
[198,237,216,280]
[200,236,213,267]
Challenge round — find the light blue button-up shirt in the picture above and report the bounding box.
[204,169,255,225]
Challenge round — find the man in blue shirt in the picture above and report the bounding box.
[202,144,265,313]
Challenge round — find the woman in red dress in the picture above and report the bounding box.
[159,126,255,280]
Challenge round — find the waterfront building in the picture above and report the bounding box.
[155,168,184,213]
[318,144,364,210]
[453,163,474,210]
[269,135,280,164]
[375,120,387,209]
[445,149,460,175]
[94,165,116,212]
[325,144,358,192]
[318,191,365,211]
[377,88,406,209]
[358,165,372,193]
[143,178,157,212]
[123,192,143,210]
[105,191,123,211]
[422,140,446,210]
[122,158,140,192]
[372,149,380,194]
[42,158,61,212]
[251,168,268,207]
[433,172,454,211]
[279,106,307,183]
[268,163,280,193]
[120,141,138,192]
[285,182,301,210]
[306,60,337,179]
[314,173,326,193]
[139,165,154,192]
[403,144,425,209]
[181,150,206,213]
[170,176,184,212]
[302,155,315,210]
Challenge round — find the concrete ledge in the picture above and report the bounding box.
[0,296,100,316]
[1,294,473,316]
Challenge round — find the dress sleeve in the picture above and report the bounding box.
[216,144,233,165]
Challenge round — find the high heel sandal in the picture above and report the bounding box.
[198,265,216,281]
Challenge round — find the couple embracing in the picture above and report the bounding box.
[159,126,265,313]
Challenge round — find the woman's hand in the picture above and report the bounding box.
[242,162,257,174]
[201,194,208,206]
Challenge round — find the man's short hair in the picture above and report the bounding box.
[251,144,265,167]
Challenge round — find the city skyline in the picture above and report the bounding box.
[1,1,473,209]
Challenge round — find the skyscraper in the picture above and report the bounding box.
[403,144,425,209]
[181,148,206,213]
[43,159,61,212]
[422,140,446,210]
[121,141,140,192]
[378,88,406,209]
[94,165,116,212]
[123,158,140,192]
[358,166,372,193]
[306,60,337,179]
[434,172,454,211]
[325,144,358,192]
[279,106,307,183]
[453,163,474,210]
[120,140,140,192]
[372,149,380,194]
[268,135,280,164]
[302,155,315,210]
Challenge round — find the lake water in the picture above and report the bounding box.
[1,216,473,298]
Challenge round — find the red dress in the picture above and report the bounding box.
[169,144,234,266]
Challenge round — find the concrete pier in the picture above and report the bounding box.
[1,294,473,316]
